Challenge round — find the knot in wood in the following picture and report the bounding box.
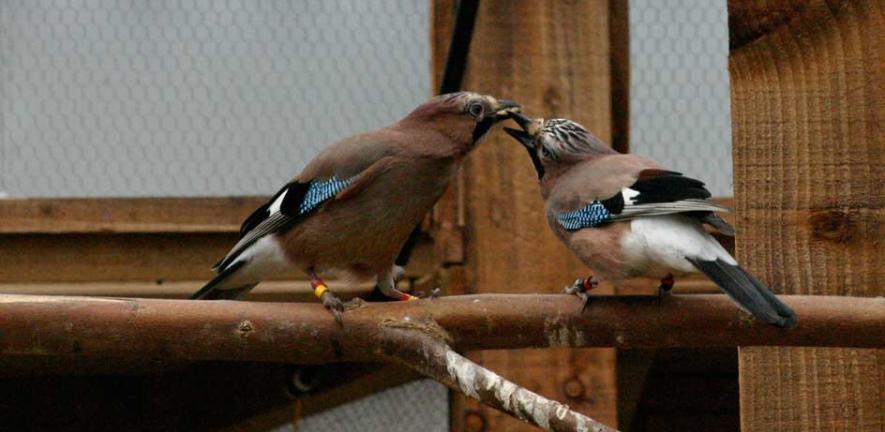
[463,410,487,432]
[563,377,585,399]
[238,320,254,334]
[809,210,855,244]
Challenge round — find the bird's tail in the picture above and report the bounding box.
[687,257,797,328]
[190,260,254,300]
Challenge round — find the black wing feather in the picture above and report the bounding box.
[629,169,711,205]
[213,181,310,270]
[237,182,307,239]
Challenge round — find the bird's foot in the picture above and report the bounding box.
[397,292,420,301]
[309,268,344,324]
[320,291,345,324]
[564,276,598,313]
[415,287,441,299]
[657,274,675,299]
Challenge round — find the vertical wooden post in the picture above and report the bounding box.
[729,1,883,431]
[433,1,619,430]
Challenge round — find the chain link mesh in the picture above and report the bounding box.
[630,0,733,196]
[0,0,429,197]
[281,380,448,432]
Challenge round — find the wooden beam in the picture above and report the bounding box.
[729,1,884,430]
[609,0,630,154]
[0,197,265,234]
[0,280,375,302]
[443,1,620,429]
[0,231,436,285]
[0,294,881,364]
[0,361,295,432]
[0,197,439,285]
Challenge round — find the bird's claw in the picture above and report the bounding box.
[564,277,596,313]
[657,274,675,300]
[414,288,441,299]
[321,291,345,324]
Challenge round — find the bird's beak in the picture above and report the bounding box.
[504,112,546,179]
[504,112,541,149]
[492,99,522,120]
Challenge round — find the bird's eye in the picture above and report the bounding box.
[467,102,484,118]
[539,146,554,160]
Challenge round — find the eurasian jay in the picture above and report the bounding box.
[192,92,521,322]
[505,115,796,328]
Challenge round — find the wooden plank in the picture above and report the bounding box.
[0,280,375,302]
[729,1,884,431]
[609,0,631,154]
[429,0,467,267]
[437,1,620,430]
[0,197,266,233]
[0,361,295,431]
[0,232,436,284]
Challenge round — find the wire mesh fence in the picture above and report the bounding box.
[630,0,733,196]
[0,0,429,197]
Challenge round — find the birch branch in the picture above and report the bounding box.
[378,327,618,432]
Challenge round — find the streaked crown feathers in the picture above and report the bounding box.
[538,118,612,160]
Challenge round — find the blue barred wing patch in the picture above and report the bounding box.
[556,201,611,231]
[298,176,354,215]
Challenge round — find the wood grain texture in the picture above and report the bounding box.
[609,0,630,153]
[729,0,884,430]
[440,1,619,430]
[0,232,435,284]
[0,197,266,233]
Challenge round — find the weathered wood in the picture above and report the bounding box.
[0,294,881,364]
[609,0,630,153]
[0,197,265,233]
[729,1,884,430]
[620,348,740,432]
[0,232,436,284]
[0,280,375,302]
[440,0,620,429]
[0,361,295,432]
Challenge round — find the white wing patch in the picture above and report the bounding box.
[267,188,289,214]
[621,187,640,203]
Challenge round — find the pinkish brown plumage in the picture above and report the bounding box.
[192,92,520,321]
[506,115,796,328]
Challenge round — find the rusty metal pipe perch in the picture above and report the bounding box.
[1,293,883,431]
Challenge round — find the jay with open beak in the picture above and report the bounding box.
[505,114,796,328]
[193,92,521,322]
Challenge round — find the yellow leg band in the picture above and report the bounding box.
[313,284,328,299]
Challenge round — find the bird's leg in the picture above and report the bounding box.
[564,275,598,313]
[377,267,419,301]
[309,268,344,323]
[658,273,675,298]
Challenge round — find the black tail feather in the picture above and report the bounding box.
[190,260,253,300]
[688,258,797,328]
[701,213,736,236]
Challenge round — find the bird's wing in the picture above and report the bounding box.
[213,138,398,272]
[553,158,732,232]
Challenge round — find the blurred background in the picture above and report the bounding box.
[1,1,735,431]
